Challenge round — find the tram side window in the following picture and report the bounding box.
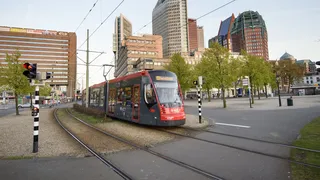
[117,88,123,105]
[124,87,132,106]
[100,87,104,107]
[144,84,156,104]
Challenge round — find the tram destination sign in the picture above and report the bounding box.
[155,76,174,81]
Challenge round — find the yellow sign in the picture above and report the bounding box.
[10,28,27,33]
[155,76,174,81]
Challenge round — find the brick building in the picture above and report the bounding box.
[114,34,163,77]
[0,26,76,97]
[188,18,198,52]
[230,11,269,60]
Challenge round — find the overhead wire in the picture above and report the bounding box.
[77,0,125,50]
[70,0,125,64]
[75,0,100,32]
[73,0,124,86]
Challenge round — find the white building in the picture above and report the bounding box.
[303,73,320,86]
[152,0,189,58]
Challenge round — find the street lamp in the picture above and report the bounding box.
[276,73,282,107]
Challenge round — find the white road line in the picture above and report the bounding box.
[215,122,251,128]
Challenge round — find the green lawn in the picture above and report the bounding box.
[290,117,320,180]
[68,108,106,124]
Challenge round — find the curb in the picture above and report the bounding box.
[182,114,213,129]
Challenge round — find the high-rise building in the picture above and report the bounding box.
[0,26,76,97]
[188,18,198,52]
[113,14,132,70]
[230,11,269,60]
[208,35,219,47]
[217,14,235,52]
[152,0,188,58]
[197,26,204,50]
[114,34,163,77]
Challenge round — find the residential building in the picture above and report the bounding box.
[188,18,198,52]
[230,11,269,60]
[152,0,188,58]
[197,26,204,50]
[113,14,132,70]
[114,34,163,77]
[0,26,76,97]
[217,14,235,51]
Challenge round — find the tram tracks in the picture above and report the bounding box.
[181,127,320,153]
[54,108,224,180]
[53,109,133,180]
[156,127,320,169]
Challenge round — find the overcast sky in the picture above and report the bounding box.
[1,0,319,88]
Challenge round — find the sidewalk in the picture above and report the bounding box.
[0,108,88,158]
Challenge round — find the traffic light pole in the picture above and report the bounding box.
[23,62,52,154]
[33,85,39,153]
[198,76,203,124]
[197,85,202,124]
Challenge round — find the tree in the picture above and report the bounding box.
[193,56,217,102]
[201,42,236,108]
[261,61,277,98]
[277,60,304,93]
[0,52,33,115]
[39,84,52,96]
[230,56,244,98]
[164,53,193,97]
[241,51,266,104]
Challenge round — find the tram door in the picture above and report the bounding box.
[108,88,116,114]
[132,85,140,122]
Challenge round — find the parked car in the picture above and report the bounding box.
[18,103,31,108]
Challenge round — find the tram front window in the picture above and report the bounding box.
[154,82,182,107]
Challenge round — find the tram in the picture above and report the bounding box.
[82,70,186,126]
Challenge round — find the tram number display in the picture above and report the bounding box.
[155,76,174,81]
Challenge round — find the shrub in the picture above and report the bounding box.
[73,104,105,118]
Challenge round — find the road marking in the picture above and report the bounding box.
[215,122,251,128]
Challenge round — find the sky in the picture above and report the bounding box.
[0,0,319,89]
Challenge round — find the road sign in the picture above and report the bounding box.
[242,78,249,86]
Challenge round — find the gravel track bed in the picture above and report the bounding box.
[0,109,87,158]
[57,109,132,155]
[68,109,178,147]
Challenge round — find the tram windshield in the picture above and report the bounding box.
[153,82,182,107]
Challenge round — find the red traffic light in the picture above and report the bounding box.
[32,106,39,113]
[22,63,37,79]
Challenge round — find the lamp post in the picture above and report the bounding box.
[276,73,282,107]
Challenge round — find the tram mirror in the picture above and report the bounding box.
[144,83,156,105]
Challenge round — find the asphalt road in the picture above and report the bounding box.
[0,156,124,180]
[0,103,73,118]
[2,97,319,180]
[184,97,320,144]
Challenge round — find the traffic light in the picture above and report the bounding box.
[202,78,206,84]
[31,106,39,116]
[46,72,52,80]
[193,80,198,85]
[23,63,37,79]
[316,61,320,72]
